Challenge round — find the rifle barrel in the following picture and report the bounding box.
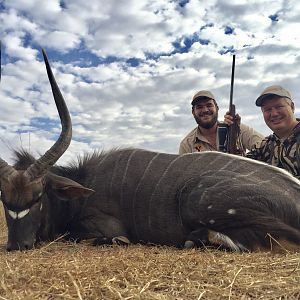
[0,40,1,82]
[229,54,235,109]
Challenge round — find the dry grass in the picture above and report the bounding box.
[0,206,299,299]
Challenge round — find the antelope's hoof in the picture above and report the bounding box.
[112,236,130,245]
[184,240,195,249]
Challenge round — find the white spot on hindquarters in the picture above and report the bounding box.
[227,209,236,215]
[209,219,215,224]
[207,205,213,209]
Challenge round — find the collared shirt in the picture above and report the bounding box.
[246,122,300,178]
[179,123,264,155]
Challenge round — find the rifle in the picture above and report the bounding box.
[227,54,239,154]
[0,40,1,82]
[218,54,244,155]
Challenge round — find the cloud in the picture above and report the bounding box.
[1,0,299,165]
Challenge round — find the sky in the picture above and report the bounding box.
[1,0,300,165]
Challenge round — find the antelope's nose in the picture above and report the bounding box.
[6,240,34,252]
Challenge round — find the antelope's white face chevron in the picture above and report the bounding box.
[7,202,43,220]
[8,209,30,220]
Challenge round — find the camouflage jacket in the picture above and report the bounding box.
[246,122,300,178]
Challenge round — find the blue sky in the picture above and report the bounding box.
[1,0,300,164]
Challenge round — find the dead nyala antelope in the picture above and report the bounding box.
[1,50,300,252]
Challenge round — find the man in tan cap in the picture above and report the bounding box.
[249,85,300,177]
[179,90,263,154]
[226,85,300,178]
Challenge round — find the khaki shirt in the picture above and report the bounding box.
[179,123,264,155]
[246,122,300,178]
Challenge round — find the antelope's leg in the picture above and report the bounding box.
[184,227,209,248]
[70,210,131,245]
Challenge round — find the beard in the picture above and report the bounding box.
[194,111,218,129]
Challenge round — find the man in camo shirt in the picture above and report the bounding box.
[248,85,300,178]
[226,85,300,178]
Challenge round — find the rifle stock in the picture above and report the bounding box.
[227,103,239,154]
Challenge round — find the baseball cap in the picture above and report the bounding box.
[191,90,216,106]
[256,85,292,106]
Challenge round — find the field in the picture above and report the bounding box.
[0,205,299,299]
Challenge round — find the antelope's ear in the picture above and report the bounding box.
[46,174,95,201]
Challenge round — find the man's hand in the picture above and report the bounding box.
[224,112,241,126]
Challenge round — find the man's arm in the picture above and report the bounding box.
[239,123,264,151]
[179,141,190,155]
[224,112,264,151]
[179,128,198,154]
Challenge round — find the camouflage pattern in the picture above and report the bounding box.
[247,122,300,179]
